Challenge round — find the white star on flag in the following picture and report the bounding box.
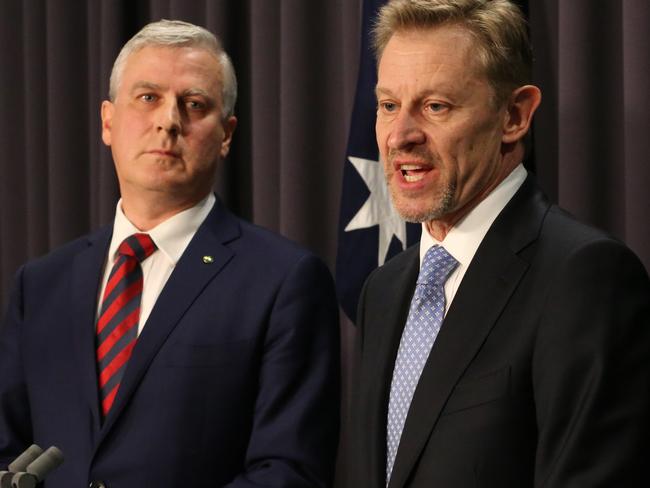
[344,156,408,265]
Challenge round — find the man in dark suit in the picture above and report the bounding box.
[349,1,650,486]
[0,20,339,487]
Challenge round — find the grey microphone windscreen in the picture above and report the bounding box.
[0,473,12,488]
[0,445,43,488]
[25,446,64,480]
[7,445,43,473]
[9,473,36,488]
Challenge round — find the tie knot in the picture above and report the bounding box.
[117,233,157,262]
[417,245,458,286]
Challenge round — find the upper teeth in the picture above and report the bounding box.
[400,164,422,170]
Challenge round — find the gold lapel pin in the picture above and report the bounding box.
[202,255,214,264]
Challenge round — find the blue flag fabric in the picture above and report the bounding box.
[336,0,420,323]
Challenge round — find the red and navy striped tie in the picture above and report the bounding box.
[96,233,157,417]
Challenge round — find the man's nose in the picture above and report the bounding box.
[387,110,425,150]
[156,99,182,136]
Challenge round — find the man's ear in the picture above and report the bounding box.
[219,115,238,158]
[502,85,541,144]
[101,100,115,146]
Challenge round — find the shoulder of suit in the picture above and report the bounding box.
[543,204,628,252]
[199,202,314,262]
[237,218,311,256]
[22,225,111,271]
[529,204,649,284]
[212,212,334,281]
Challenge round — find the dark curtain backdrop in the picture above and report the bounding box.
[2,0,650,304]
[1,0,649,484]
[0,0,364,307]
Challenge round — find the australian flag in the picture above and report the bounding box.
[336,0,420,323]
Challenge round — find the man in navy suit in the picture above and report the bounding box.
[0,20,339,487]
[348,0,650,487]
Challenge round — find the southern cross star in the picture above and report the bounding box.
[344,156,407,265]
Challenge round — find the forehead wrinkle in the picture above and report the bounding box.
[376,84,442,101]
[124,47,222,89]
[383,27,479,72]
[378,65,470,103]
[379,51,485,106]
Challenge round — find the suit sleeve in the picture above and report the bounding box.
[224,254,340,488]
[346,270,372,488]
[0,266,34,469]
[532,239,650,486]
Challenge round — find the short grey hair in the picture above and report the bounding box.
[109,19,237,118]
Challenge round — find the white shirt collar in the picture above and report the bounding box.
[108,193,216,266]
[419,164,527,268]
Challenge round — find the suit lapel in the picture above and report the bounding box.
[69,227,112,435]
[363,246,419,488]
[388,177,550,488]
[97,200,240,438]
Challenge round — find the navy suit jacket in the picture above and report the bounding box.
[0,198,340,487]
[349,176,650,487]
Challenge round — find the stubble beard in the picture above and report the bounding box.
[390,181,456,223]
[385,149,456,223]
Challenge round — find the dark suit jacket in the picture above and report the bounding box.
[349,177,650,487]
[0,198,340,487]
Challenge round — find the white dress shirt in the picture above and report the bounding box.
[419,164,527,314]
[96,193,216,335]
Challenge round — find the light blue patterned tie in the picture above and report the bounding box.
[386,245,459,483]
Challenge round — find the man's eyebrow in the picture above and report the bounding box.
[180,88,215,101]
[375,86,393,99]
[375,86,454,100]
[130,81,164,94]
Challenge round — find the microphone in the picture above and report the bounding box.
[10,447,64,488]
[0,445,44,488]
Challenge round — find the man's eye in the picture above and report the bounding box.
[379,102,397,112]
[427,102,446,113]
[140,94,157,103]
[186,100,206,110]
